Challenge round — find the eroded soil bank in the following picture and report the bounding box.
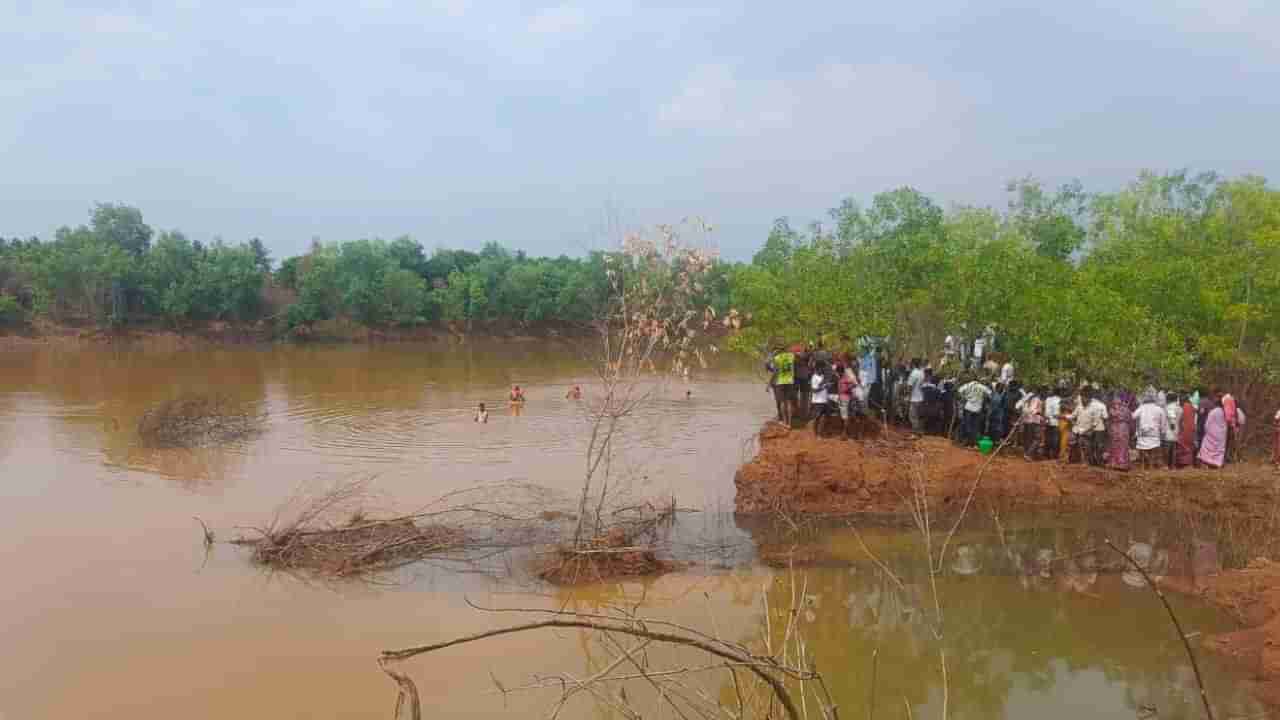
[735,421,1280,518]
[736,421,1280,709]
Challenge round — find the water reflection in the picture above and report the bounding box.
[750,540,1260,720]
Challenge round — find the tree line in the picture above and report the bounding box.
[729,171,1280,388]
[0,204,735,333]
[4,169,1277,388]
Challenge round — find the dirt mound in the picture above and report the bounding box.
[734,422,1280,517]
[535,526,675,584]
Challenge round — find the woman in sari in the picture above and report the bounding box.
[1106,392,1133,471]
[1175,394,1197,468]
[1198,395,1228,469]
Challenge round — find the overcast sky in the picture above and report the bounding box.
[3,1,1278,261]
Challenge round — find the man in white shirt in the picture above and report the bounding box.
[1164,392,1182,468]
[1133,390,1167,469]
[1043,388,1062,461]
[907,358,926,433]
[957,376,992,447]
[810,366,836,436]
[1069,388,1108,465]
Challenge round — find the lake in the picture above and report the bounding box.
[0,342,1264,719]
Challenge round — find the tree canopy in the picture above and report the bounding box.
[729,171,1280,388]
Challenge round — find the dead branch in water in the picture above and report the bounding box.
[229,478,559,580]
[1104,538,1216,720]
[380,572,842,720]
[240,514,467,577]
[137,393,261,448]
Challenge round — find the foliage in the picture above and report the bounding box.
[37,226,134,321]
[0,294,23,326]
[5,203,735,333]
[275,256,303,290]
[91,203,153,256]
[247,237,272,273]
[730,171,1280,389]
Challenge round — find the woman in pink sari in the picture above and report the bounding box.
[1198,396,1228,469]
[1106,392,1133,471]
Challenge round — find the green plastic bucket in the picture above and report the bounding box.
[977,436,994,455]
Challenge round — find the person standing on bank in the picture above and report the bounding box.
[1018,386,1044,460]
[957,374,992,448]
[1106,391,1133,471]
[794,348,813,422]
[769,345,795,427]
[1198,394,1229,469]
[1176,393,1198,468]
[907,358,926,434]
[1070,387,1109,465]
[1133,389,1167,470]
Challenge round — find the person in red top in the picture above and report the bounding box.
[836,362,860,440]
[509,385,526,416]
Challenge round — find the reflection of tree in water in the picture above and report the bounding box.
[738,521,1261,720]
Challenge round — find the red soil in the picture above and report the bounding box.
[734,421,1280,518]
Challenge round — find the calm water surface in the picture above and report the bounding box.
[0,343,1264,719]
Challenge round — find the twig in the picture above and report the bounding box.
[868,647,878,720]
[939,649,948,720]
[847,521,907,592]
[937,418,1022,569]
[194,516,215,548]
[377,657,422,720]
[1104,538,1215,720]
[381,619,804,720]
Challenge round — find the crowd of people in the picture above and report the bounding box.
[767,343,1278,471]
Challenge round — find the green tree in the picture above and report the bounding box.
[1004,177,1088,260]
[388,236,428,276]
[141,230,202,323]
[248,237,272,273]
[194,242,266,321]
[91,203,153,256]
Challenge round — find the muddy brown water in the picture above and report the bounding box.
[0,343,1266,719]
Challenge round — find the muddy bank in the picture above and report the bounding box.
[1187,560,1280,708]
[735,422,1280,519]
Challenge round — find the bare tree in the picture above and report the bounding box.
[567,219,722,553]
